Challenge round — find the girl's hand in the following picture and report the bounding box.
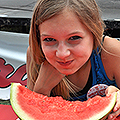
[33,60,65,96]
[105,86,120,120]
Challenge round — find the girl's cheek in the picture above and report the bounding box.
[42,47,55,58]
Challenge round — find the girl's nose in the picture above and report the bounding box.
[56,42,70,59]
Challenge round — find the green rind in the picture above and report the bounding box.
[10,83,34,120]
[88,92,117,120]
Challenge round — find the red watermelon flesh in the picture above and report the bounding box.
[10,83,117,120]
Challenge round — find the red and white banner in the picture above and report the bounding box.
[0,31,28,100]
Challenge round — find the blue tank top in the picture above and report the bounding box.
[70,49,117,101]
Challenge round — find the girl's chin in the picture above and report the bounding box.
[58,68,80,76]
[59,70,75,76]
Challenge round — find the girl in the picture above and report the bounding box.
[26,0,120,119]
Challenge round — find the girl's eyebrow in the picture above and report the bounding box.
[41,31,84,37]
[41,34,51,37]
[67,31,84,36]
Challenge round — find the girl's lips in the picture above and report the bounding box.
[57,60,74,66]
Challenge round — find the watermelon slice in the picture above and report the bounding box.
[10,83,117,120]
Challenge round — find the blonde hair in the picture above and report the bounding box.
[28,0,105,99]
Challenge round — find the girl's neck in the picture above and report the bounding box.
[66,59,91,90]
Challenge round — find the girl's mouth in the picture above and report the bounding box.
[57,60,74,66]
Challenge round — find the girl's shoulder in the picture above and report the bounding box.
[101,36,120,82]
[102,36,120,56]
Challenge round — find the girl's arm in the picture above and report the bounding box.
[33,60,65,96]
[26,46,65,96]
[102,37,120,119]
[102,36,120,88]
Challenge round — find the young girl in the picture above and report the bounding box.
[26,0,120,119]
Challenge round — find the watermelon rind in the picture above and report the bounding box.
[88,92,117,120]
[10,83,34,120]
[10,83,117,120]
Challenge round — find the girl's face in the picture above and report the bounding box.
[39,9,93,75]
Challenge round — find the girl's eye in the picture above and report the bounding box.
[68,36,81,41]
[43,38,56,42]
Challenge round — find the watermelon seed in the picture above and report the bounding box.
[69,104,72,106]
[74,109,76,112]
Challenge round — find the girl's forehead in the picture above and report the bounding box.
[39,9,90,38]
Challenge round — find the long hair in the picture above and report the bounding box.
[28,0,105,99]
